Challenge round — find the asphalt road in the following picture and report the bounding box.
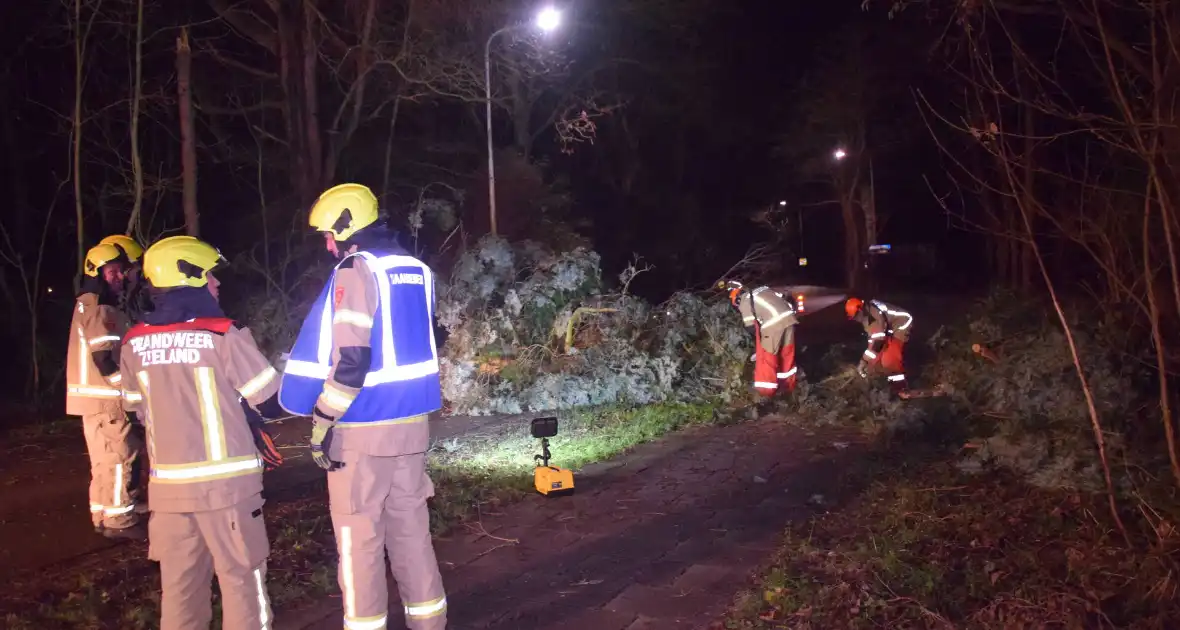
[0,412,517,582]
[0,289,881,584]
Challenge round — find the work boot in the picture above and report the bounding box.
[102,523,147,542]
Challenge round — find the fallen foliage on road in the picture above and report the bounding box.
[438,236,750,415]
[722,292,1180,628]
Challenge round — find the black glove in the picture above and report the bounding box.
[241,399,283,471]
[252,424,283,471]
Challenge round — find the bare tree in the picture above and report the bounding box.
[0,182,66,399]
[124,0,145,235]
[886,0,1180,498]
[782,26,883,290]
[177,27,198,236]
[204,0,406,205]
[71,0,103,289]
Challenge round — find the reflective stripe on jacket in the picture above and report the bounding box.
[279,251,442,429]
[119,318,280,513]
[736,286,799,332]
[66,293,130,415]
[863,299,913,344]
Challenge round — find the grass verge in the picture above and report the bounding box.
[1,401,721,629]
[722,460,1180,629]
[427,402,718,528]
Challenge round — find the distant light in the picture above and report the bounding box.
[778,200,787,206]
[798,257,808,267]
[46,287,54,293]
[868,244,892,254]
[833,148,847,160]
[536,6,562,32]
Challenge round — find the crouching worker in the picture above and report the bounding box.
[119,236,285,630]
[721,280,800,397]
[845,297,913,395]
[280,183,448,630]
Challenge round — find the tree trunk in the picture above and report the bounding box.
[276,10,302,203]
[1006,203,1021,287]
[1019,92,1037,292]
[842,197,862,290]
[177,28,199,237]
[72,0,86,291]
[381,96,403,204]
[324,0,377,184]
[1144,178,1180,489]
[860,178,878,294]
[302,1,323,190]
[862,184,876,248]
[127,0,145,237]
[508,71,531,158]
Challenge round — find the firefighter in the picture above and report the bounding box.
[119,236,284,630]
[721,280,800,398]
[846,297,913,395]
[100,234,153,321]
[279,183,447,630]
[97,234,151,497]
[67,238,147,539]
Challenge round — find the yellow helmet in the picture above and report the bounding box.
[308,183,379,242]
[83,243,125,277]
[143,236,226,289]
[98,234,144,263]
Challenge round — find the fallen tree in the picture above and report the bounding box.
[437,236,751,415]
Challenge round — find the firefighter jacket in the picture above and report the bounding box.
[66,292,131,415]
[119,317,280,513]
[279,250,442,456]
[736,286,799,334]
[859,299,914,363]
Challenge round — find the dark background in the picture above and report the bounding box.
[0,0,986,409]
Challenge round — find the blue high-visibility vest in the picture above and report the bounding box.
[278,250,442,423]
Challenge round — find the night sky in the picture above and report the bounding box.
[0,0,962,289]
[0,0,978,398]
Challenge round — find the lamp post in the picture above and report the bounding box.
[484,6,562,236]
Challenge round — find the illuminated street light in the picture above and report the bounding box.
[485,7,564,235]
[833,148,847,160]
[778,200,787,206]
[536,6,562,32]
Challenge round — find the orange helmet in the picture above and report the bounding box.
[845,297,863,319]
[718,280,744,305]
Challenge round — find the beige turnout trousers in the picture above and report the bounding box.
[329,450,446,630]
[148,494,272,630]
[82,410,142,529]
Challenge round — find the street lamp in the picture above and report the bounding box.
[485,6,563,236]
[833,148,847,160]
[535,6,562,31]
